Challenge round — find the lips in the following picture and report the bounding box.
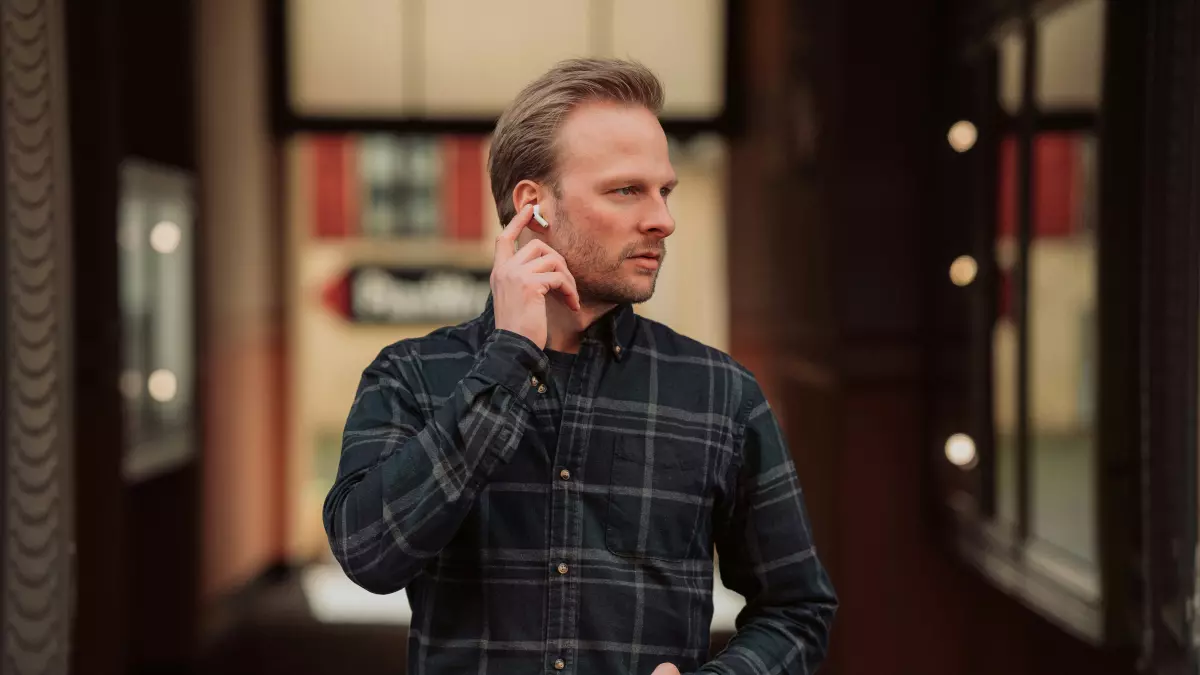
[628,251,662,270]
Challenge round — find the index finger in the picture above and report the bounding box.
[494,204,533,264]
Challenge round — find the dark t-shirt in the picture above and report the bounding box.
[544,348,576,397]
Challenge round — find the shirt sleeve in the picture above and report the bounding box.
[698,382,838,674]
[322,329,547,594]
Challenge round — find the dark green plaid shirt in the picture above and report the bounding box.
[324,299,836,674]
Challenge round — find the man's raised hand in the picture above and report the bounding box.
[491,204,581,348]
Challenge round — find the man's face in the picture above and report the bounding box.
[545,102,677,306]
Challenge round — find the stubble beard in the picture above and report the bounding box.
[553,204,665,307]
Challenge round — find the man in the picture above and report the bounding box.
[324,58,837,674]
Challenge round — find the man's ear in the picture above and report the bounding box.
[512,179,549,230]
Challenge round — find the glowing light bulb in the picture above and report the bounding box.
[945,433,977,468]
[948,121,978,153]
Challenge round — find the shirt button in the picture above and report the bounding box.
[559,469,571,481]
[554,659,565,670]
[531,376,540,387]
[557,562,569,575]
[538,384,547,394]
[613,345,623,356]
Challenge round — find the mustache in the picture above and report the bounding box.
[622,241,667,259]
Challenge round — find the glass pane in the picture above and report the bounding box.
[118,160,197,483]
[993,134,1020,530]
[1035,0,1105,110]
[1027,132,1099,590]
[287,0,726,119]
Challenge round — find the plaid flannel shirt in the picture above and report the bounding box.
[324,298,837,674]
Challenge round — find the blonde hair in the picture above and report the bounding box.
[488,58,665,225]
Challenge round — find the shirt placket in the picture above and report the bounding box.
[543,339,601,674]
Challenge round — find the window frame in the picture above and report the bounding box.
[927,0,1144,647]
[931,2,1200,663]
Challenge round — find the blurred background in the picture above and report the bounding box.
[1,0,1197,673]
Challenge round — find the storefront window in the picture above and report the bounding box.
[935,0,1107,639]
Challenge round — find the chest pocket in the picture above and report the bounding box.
[605,435,711,561]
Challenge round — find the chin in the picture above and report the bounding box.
[624,280,657,305]
[579,270,659,305]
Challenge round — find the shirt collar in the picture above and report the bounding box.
[480,294,636,361]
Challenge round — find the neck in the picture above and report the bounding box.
[544,296,614,354]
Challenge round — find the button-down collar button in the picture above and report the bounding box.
[537,384,547,394]
[557,563,568,575]
[553,659,565,670]
[559,469,571,481]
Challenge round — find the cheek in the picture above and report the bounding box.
[572,203,625,243]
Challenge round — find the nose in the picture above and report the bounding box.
[639,198,675,238]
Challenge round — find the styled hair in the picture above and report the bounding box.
[487,58,665,225]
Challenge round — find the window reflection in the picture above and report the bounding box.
[1028,132,1099,574]
[989,1,1103,587]
[940,0,1108,631]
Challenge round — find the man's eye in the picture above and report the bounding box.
[615,186,638,196]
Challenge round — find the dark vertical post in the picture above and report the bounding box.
[1138,0,1200,669]
[63,0,127,670]
[1015,7,1037,550]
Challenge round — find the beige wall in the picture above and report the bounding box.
[197,0,284,599]
[284,137,495,557]
[289,0,725,118]
[638,137,729,351]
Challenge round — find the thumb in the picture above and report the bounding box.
[651,664,681,675]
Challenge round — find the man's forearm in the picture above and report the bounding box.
[323,330,547,593]
[697,595,837,674]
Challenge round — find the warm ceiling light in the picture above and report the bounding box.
[149,220,182,254]
[949,255,978,286]
[945,433,977,468]
[147,369,178,403]
[948,121,978,152]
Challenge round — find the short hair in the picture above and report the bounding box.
[487,58,665,225]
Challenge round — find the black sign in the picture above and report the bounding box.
[342,266,491,325]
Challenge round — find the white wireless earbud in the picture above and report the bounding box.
[532,204,549,228]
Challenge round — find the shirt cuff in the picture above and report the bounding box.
[470,329,549,407]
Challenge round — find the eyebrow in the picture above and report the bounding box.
[606,177,680,190]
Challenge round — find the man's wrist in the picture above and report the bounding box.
[471,329,550,406]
